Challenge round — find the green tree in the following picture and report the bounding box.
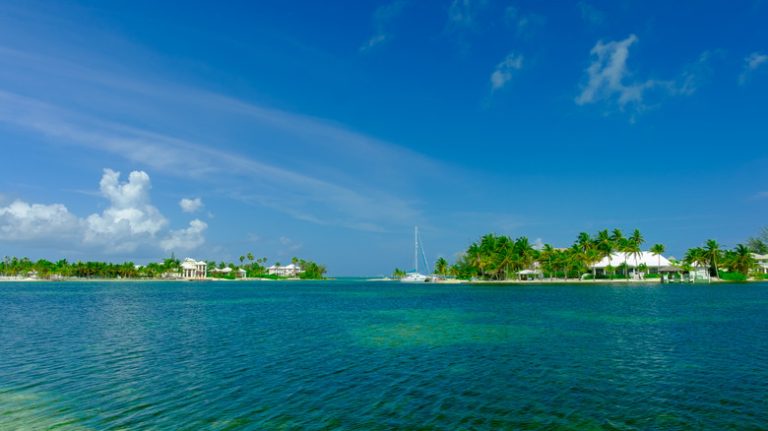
[650,243,665,273]
[726,244,756,276]
[704,239,722,279]
[747,227,768,253]
[434,257,449,276]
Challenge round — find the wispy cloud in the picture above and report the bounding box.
[0,43,448,232]
[739,51,768,85]
[676,50,718,96]
[576,35,661,110]
[490,52,523,91]
[576,35,709,116]
[360,1,407,52]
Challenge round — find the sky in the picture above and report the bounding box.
[0,0,766,275]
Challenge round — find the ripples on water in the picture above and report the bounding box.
[1,281,767,429]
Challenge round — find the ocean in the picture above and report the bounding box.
[1,280,766,429]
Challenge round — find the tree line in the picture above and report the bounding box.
[0,253,327,280]
[393,228,764,281]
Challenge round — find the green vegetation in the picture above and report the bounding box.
[414,228,766,282]
[0,253,327,280]
[747,227,768,254]
[439,229,652,281]
[0,256,179,279]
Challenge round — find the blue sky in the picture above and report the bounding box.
[0,0,766,275]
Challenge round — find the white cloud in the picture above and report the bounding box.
[739,52,768,85]
[0,168,208,254]
[361,1,407,52]
[490,52,524,91]
[576,34,675,113]
[83,169,168,252]
[0,90,428,232]
[0,200,80,241]
[161,219,207,252]
[576,38,715,116]
[179,197,203,213]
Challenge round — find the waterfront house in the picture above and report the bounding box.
[267,263,303,277]
[591,251,672,278]
[210,267,233,275]
[753,254,768,274]
[181,258,207,279]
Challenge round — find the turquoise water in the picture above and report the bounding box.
[1,281,767,430]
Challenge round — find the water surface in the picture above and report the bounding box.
[1,281,766,429]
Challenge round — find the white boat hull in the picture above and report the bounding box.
[400,272,430,283]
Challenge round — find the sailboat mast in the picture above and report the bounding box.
[414,226,419,273]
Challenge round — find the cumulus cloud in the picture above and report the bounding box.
[490,52,524,91]
[739,52,768,85]
[161,219,207,252]
[0,200,80,241]
[83,169,168,252]
[360,0,407,52]
[179,197,203,213]
[0,168,207,255]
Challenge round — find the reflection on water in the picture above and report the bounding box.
[1,281,767,429]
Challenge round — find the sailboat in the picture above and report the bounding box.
[400,226,431,283]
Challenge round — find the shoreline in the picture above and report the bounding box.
[0,277,763,284]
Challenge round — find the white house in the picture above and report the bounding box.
[268,263,303,277]
[210,267,233,275]
[180,258,207,279]
[753,253,768,274]
[591,251,672,276]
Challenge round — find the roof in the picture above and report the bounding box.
[592,251,672,269]
[181,258,206,269]
[518,269,542,275]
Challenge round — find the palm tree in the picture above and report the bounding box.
[650,243,665,275]
[610,228,624,246]
[539,244,555,280]
[728,244,756,276]
[515,237,536,273]
[704,239,722,279]
[434,257,449,276]
[625,239,642,279]
[685,247,709,282]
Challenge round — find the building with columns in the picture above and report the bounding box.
[180,258,207,279]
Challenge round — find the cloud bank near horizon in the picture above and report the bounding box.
[0,169,206,255]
